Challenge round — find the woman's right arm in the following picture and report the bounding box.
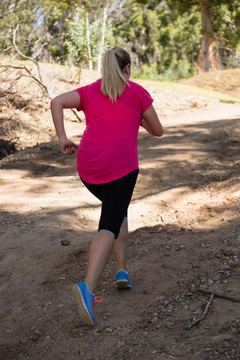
[141,105,163,137]
[50,91,80,154]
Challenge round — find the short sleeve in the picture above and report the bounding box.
[138,86,154,113]
[74,80,101,111]
[74,87,85,111]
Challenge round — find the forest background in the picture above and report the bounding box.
[1,0,240,81]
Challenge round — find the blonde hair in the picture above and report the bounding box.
[101,47,131,102]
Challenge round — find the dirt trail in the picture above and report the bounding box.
[0,76,240,359]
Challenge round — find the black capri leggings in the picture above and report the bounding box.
[81,169,139,239]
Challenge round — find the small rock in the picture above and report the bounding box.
[61,239,70,246]
[151,317,158,324]
[105,327,112,332]
[221,264,231,270]
[192,263,199,269]
[176,245,185,251]
[29,333,39,341]
[144,316,152,323]
[223,249,233,256]
[166,321,174,328]
[228,261,238,267]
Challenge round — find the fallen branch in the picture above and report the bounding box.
[197,288,240,303]
[185,293,214,330]
[0,64,50,94]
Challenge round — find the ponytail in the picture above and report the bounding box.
[101,47,131,102]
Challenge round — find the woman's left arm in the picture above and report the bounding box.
[50,91,80,155]
[141,104,163,137]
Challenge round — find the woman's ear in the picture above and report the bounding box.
[124,64,131,78]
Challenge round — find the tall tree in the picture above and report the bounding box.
[168,0,240,71]
[136,0,240,71]
[199,0,213,71]
[84,8,93,70]
[79,0,100,70]
[97,0,110,72]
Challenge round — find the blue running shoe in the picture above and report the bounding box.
[72,282,95,326]
[116,270,132,289]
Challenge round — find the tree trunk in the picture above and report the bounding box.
[84,8,93,71]
[97,0,109,73]
[199,0,213,71]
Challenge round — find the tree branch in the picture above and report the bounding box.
[13,25,44,83]
[6,74,24,92]
[197,288,240,303]
[0,63,51,97]
[185,293,214,330]
[0,26,83,122]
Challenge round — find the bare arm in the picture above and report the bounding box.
[50,91,80,155]
[141,104,163,137]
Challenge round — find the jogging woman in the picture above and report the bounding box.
[50,47,163,326]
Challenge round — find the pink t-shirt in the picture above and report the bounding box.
[74,79,153,184]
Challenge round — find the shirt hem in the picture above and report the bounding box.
[77,167,139,185]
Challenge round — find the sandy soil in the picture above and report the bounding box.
[0,69,240,360]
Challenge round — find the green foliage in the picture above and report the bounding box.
[116,1,201,80]
[65,10,93,66]
[39,0,78,62]
[206,1,240,50]
[131,0,240,78]
[0,0,39,55]
[166,0,240,68]
[0,0,239,79]
[132,63,159,80]
[65,9,112,67]
[0,0,77,61]
[132,58,197,82]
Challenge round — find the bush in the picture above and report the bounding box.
[132,59,197,82]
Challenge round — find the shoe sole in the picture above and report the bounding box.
[116,280,131,289]
[72,285,95,326]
